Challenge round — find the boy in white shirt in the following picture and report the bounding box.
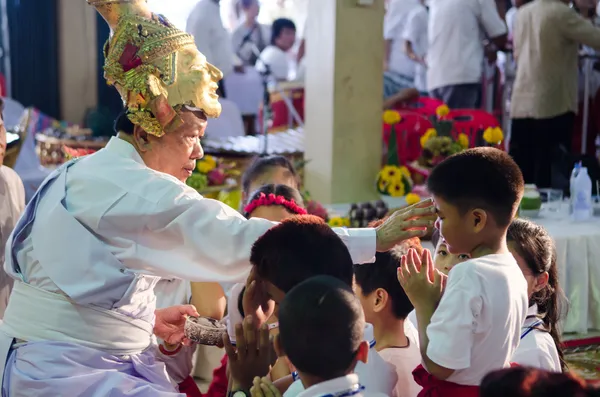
[354,252,422,397]
[398,147,528,397]
[250,276,387,397]
[256,18,297,81]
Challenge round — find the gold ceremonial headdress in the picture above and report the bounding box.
[88,0,223,137]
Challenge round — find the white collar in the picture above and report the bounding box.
[527,304,539,317]
[298,374,362,397]
[363,324,376,349]
[104,137,146,166]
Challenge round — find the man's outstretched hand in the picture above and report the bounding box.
[154,304,199,346]
[375,199,436,252]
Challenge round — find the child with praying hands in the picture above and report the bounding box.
[397,148,529,397]
[250,276,386,397]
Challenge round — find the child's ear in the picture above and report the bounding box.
[471,208,488,233]
[373,289,388,313]
[356,341,370,364]
[533,271,549,293]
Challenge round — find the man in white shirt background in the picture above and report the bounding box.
[187,0,237,97]
[383,0,423,99]
[256,18,297,81]
[427,0,507,109]
[402,0,429,95]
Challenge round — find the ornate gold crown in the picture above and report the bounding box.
[88,0,223,137]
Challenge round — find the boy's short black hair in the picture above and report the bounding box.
[353,252,413,319]
[250,216,354,293]
[427,147,524,227]
[271,18,296,45]
[279,276,365,380]
[241,155,298,196]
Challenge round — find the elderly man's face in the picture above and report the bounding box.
[135,110,206,182]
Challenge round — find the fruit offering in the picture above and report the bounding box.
[349,200,389,227]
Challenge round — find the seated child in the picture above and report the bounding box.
[243,184,307,220]
[507,218,564,372]
[247,216,398,397]
[398,147,529,397]
[253,275,386,397]
[354,252,422,397]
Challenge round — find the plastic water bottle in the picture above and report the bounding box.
[569,162,582,213]
[571,167,593,221]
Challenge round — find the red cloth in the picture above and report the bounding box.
[178,355,229,397]
[179,376,203,397]
[412,364,480,397]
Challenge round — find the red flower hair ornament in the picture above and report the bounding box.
[243,193,307,216]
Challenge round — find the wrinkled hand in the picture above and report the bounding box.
[154,304,199,346]
[243,268,275,327]
[251,377,283,397]
[224,316,273,390]
[398,248,446,310]
[375,199,436,252]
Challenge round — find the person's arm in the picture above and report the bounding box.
[479,0,508,49]
[402,8,427,64]
[558,6,600,49]
[190,282,227,320]
[383,2,402,69]
[297,39,306,63]
[187,12,215,65]
[421,265,482,380]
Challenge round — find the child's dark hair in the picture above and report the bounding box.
[507,218,567,370]
[244,184,305,218]
[279,276,365,380]
[250,216,353,293]
[241,155,298,197]
[427,147,524,227]
[480,367,597,397]
[114,110,135,135]
[271,18,296,45]
[353,252,413,319]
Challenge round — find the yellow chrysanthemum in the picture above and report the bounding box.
[387,179,406,197]
[379,165,403,183]
[420,128,437,148]
[399,166,411,180]
[405,192,421,206]
[378,178,388,192]
[328,217,345,227]
[383,110,402,125]
[458,133,469,149]
[435,104,450,118]
[483,127,504,145]
[197,155,217,174]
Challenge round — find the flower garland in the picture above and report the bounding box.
[243,193,307,216]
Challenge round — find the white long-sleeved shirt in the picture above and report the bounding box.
[186,0,235,77]
[15,137,376,294]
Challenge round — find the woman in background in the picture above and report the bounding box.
[231,0,271,66]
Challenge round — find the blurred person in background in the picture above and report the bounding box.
[232,0,271,66]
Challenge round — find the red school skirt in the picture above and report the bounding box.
[412,364,479,397]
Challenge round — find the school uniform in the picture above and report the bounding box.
[284,324,398,397]
[379,341,422,397]
[413,254,528,397]
[297,373,387,397]
[512,304,561,372]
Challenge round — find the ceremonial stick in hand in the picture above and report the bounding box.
[375,199,436,252]
[154,304,199,347]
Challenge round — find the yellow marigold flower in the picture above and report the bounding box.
[493,127,504,143]
[483,127,504,145]
[383,110,402,125]
[342,218,351,227]
[420,128,437,148]
[435,104,450,118]
[197,155,217,174]
[458,133,469,149]
[482,127,494,144]
[378,178,388,192]
[387,179,406,197]
[328,217,345,227]
[405,192,421,206]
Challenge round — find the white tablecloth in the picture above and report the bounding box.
[326,202,600,334]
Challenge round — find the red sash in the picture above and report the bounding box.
[412,365,480,397]
[179,375,203,397]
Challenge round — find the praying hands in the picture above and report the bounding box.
[397,248,447,310]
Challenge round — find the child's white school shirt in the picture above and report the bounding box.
[425,254,528,385]
[284,324,398,397]
[512,304,561,372]
[379,341,422,397]
[296,373,387,397]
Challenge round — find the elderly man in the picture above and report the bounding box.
[0,1,435,396]
[0,98,25,318]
